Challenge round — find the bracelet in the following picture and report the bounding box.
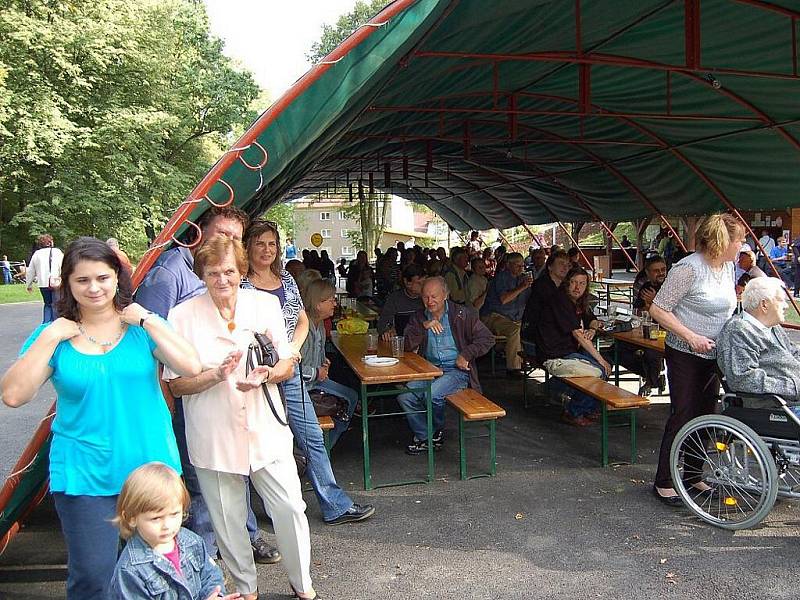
[139,312,155,328]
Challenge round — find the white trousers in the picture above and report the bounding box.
[195,461,313,595]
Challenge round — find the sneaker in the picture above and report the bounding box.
[637,384,653,398]
[406,437,430,455]
[432,429,444,448]
[251,536,282,564]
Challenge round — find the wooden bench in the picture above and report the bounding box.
[446,389,506,480]
[560,376,649,467]
[318,414,335,454]
[489,335,507,375]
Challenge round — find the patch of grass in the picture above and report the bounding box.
[0,284,40,305]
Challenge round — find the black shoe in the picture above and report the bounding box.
[252,537,281,564]
[432,429,444,449]
[657,374,667,395]
[406,437,430,455]
[652,486,683,507]
[325,503,375,525]
[637,384,652,398]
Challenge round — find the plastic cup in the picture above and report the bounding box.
[648,323,660,340]
[391,336,405,358]
[366,331,379,353]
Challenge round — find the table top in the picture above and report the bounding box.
[354,301,379,320]
[597,278,634,287]
[610,327,666,353]
[331,332,443,384]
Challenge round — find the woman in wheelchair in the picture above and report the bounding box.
[717,277,800,417]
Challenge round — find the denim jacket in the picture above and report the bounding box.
[108,528,225,599]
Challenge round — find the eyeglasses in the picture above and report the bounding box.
[252,219,278,228]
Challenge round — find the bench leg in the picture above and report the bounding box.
[601,402,609,467]
[522,370,528,408]
[323,430,331,456]
[490,347,496,376]
[630,409,637,464]
[489,419,497,477]
[458,415,467,480]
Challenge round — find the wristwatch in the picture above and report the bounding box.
[139,311,155,327]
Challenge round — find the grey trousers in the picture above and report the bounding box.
[195,461,313,596]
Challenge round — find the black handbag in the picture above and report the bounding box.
[247,332,288,426]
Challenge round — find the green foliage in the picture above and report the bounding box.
[306,0,388,63]
[0,0,260,261]
[262,201,304,240]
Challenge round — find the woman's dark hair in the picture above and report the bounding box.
[559,266,591,315]
[243,220,282,279]
[56,237,133,321]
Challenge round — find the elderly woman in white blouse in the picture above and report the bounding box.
[649,214,744,506]
[163,236,317,600]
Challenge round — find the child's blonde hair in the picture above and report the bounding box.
[114,462,190,539]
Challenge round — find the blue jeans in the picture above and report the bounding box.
[307,378,359,447]
[52,493,119,600]
[1,267,11,284]
[40,287,56,323]
[550,351,607,417]
[397,367,470,440]
[173,399,258,556]
[283,369,355,521]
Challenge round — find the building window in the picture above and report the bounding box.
[341,246,354,256]
[321,229,331,238]
[341,228,351,238]
[338,211,348,220]
[320,212,331,221]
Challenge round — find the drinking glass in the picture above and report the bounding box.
[391,336,405,358]
[366,330,379,353]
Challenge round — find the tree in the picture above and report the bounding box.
[0,0,260,261]
[306,0,388,63]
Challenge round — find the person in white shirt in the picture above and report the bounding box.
[25,233,64,323]
[758,230,775,270]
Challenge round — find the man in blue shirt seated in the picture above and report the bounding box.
[480,252,533,375]
[398,277,495,454]
[769,236,793,288]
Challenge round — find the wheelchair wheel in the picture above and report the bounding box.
[670,414,778,530]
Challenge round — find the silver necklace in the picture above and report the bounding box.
[78,322,126,351]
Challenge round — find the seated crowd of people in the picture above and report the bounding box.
[7,210,800,599]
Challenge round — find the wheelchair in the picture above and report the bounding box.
[670,389,800,530]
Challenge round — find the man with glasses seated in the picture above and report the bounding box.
[717,277,800,416]
[621,255,668,396]
[377,264,425,341]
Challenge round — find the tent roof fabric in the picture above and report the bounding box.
[163,0,800,241]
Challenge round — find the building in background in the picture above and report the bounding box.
[292,196,437,261]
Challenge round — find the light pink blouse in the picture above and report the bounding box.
[163,289,294,475]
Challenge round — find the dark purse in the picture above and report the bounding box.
[247,332,288,426]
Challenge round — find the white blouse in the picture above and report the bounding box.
[163,289,294,475]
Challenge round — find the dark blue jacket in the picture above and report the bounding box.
[108,528,225,599]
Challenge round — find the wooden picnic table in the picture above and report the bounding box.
[330,332,443,489]
[608,327,666,388]
[595,278,634,312]
[354,300,379,322]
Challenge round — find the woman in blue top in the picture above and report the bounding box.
[242,220,373,526]
[1,237,202,600]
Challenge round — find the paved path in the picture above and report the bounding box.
[1,302,798,599]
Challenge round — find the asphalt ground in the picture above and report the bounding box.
[1,301,799,599]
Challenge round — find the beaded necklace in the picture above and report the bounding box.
[78,321,126,352]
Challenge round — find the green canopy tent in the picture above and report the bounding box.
[4,0,800,550]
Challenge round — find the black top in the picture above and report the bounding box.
[632,270,662,311]
[522,273,558,341]
[534,289,595,362]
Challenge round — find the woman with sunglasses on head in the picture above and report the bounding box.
[242,221,374,526]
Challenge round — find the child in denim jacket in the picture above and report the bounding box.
[108,463,240,599]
